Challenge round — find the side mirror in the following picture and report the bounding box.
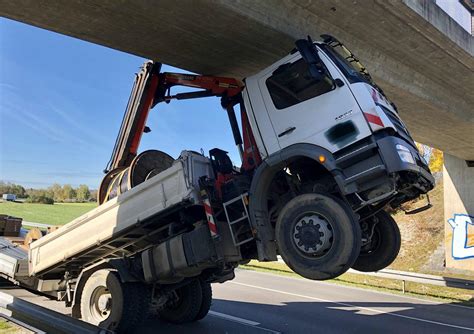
[295,36,326,81]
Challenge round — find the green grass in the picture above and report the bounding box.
[0,319,13,330]
[389,182,444,273]
[0,318,20,333]
[0,201,97,226]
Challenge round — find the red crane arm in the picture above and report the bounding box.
[160,73,243,98]
[106,62,245,172]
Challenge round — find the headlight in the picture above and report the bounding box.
[396,144,415,164]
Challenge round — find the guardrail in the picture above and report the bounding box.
[0,291,109,334]
[347,268,474,292]
[276,256,474,292]
[21,221,52,230]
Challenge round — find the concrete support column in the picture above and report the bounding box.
[443,154,474,271]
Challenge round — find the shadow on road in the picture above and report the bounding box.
[134,296,473,334]
[137,314,276,334]
[2,278,472,334]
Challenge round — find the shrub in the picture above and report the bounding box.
[26,194,54,205]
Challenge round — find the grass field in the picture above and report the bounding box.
[0,318,21,333]
[390,181,444,273]
[0,201,97,226]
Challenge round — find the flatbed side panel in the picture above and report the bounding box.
[0,253,18,279]
[29,160,203,276]
[0,238,28,280]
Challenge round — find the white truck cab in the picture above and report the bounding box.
[245,42,370,156]
[241,36,434,276]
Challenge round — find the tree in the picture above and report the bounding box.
[76,184,91,202]
[49,183,63,202]
[62,184,76,201]
[416,143,433,164]
[429,148,443,172]
[12,184,26,198]
[25,189,54,204]
[26,192,54,204]
[89,189,98,202]
[415,143,443,173]
[0,182,26,198]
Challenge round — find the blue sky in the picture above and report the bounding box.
[0,18,239,189]
[436,0,471,33]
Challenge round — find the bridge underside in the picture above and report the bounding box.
[1,0,473,160]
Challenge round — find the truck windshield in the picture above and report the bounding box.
[318,36,386,97]
[322,45,367,82]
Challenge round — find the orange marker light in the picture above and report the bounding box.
[318,155,326,163]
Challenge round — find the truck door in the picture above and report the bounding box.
[258,49,370,154]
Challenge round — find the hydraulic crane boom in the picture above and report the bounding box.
[105,62,244,173]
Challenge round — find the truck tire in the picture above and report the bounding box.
[194,280,212,321]
[276,193,361,280]
[352,210,401,272]
[157,280,203,323]
[80,269,149,333]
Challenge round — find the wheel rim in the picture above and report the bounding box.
[360,224,382,255]
[292,212,334,257]
[360,216,382,255]
[89,286,112,322]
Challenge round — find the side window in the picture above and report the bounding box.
[266,58,334,110]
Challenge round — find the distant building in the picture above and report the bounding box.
[2,194,16,201]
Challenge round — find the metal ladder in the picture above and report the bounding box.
[223,193,254,246]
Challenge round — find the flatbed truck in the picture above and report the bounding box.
[0,35,434,332]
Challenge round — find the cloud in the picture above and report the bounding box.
[1,105,64,142]
[0,86,92,148]
[47,100,110,147]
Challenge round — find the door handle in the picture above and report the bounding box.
[278,127,296,137]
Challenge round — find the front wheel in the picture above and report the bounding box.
[352,210,401,272]
[276,193,361,280]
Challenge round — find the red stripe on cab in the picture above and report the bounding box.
[364,112,384,127]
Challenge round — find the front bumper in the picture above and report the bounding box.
[377,136,435,193]
[333,135,435,208]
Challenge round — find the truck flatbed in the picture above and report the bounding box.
[0,237,29,282]
[27,151,213,278]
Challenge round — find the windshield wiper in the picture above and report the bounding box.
[320,34,387,98]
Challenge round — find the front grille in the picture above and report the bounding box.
[381,106,415,146]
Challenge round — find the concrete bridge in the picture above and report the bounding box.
[1,0,473,271]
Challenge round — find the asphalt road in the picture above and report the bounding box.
[1,269,473,333]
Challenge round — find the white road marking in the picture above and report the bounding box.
[209,310,260,326]
[230,281,474,332]
[209,310,282,334]
[239,269,474,310]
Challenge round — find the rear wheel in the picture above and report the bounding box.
[276,193,361,280]
[194,280,212,321]
[352,210,401,272]
[157,280,203,324]
[80,269,149,333]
